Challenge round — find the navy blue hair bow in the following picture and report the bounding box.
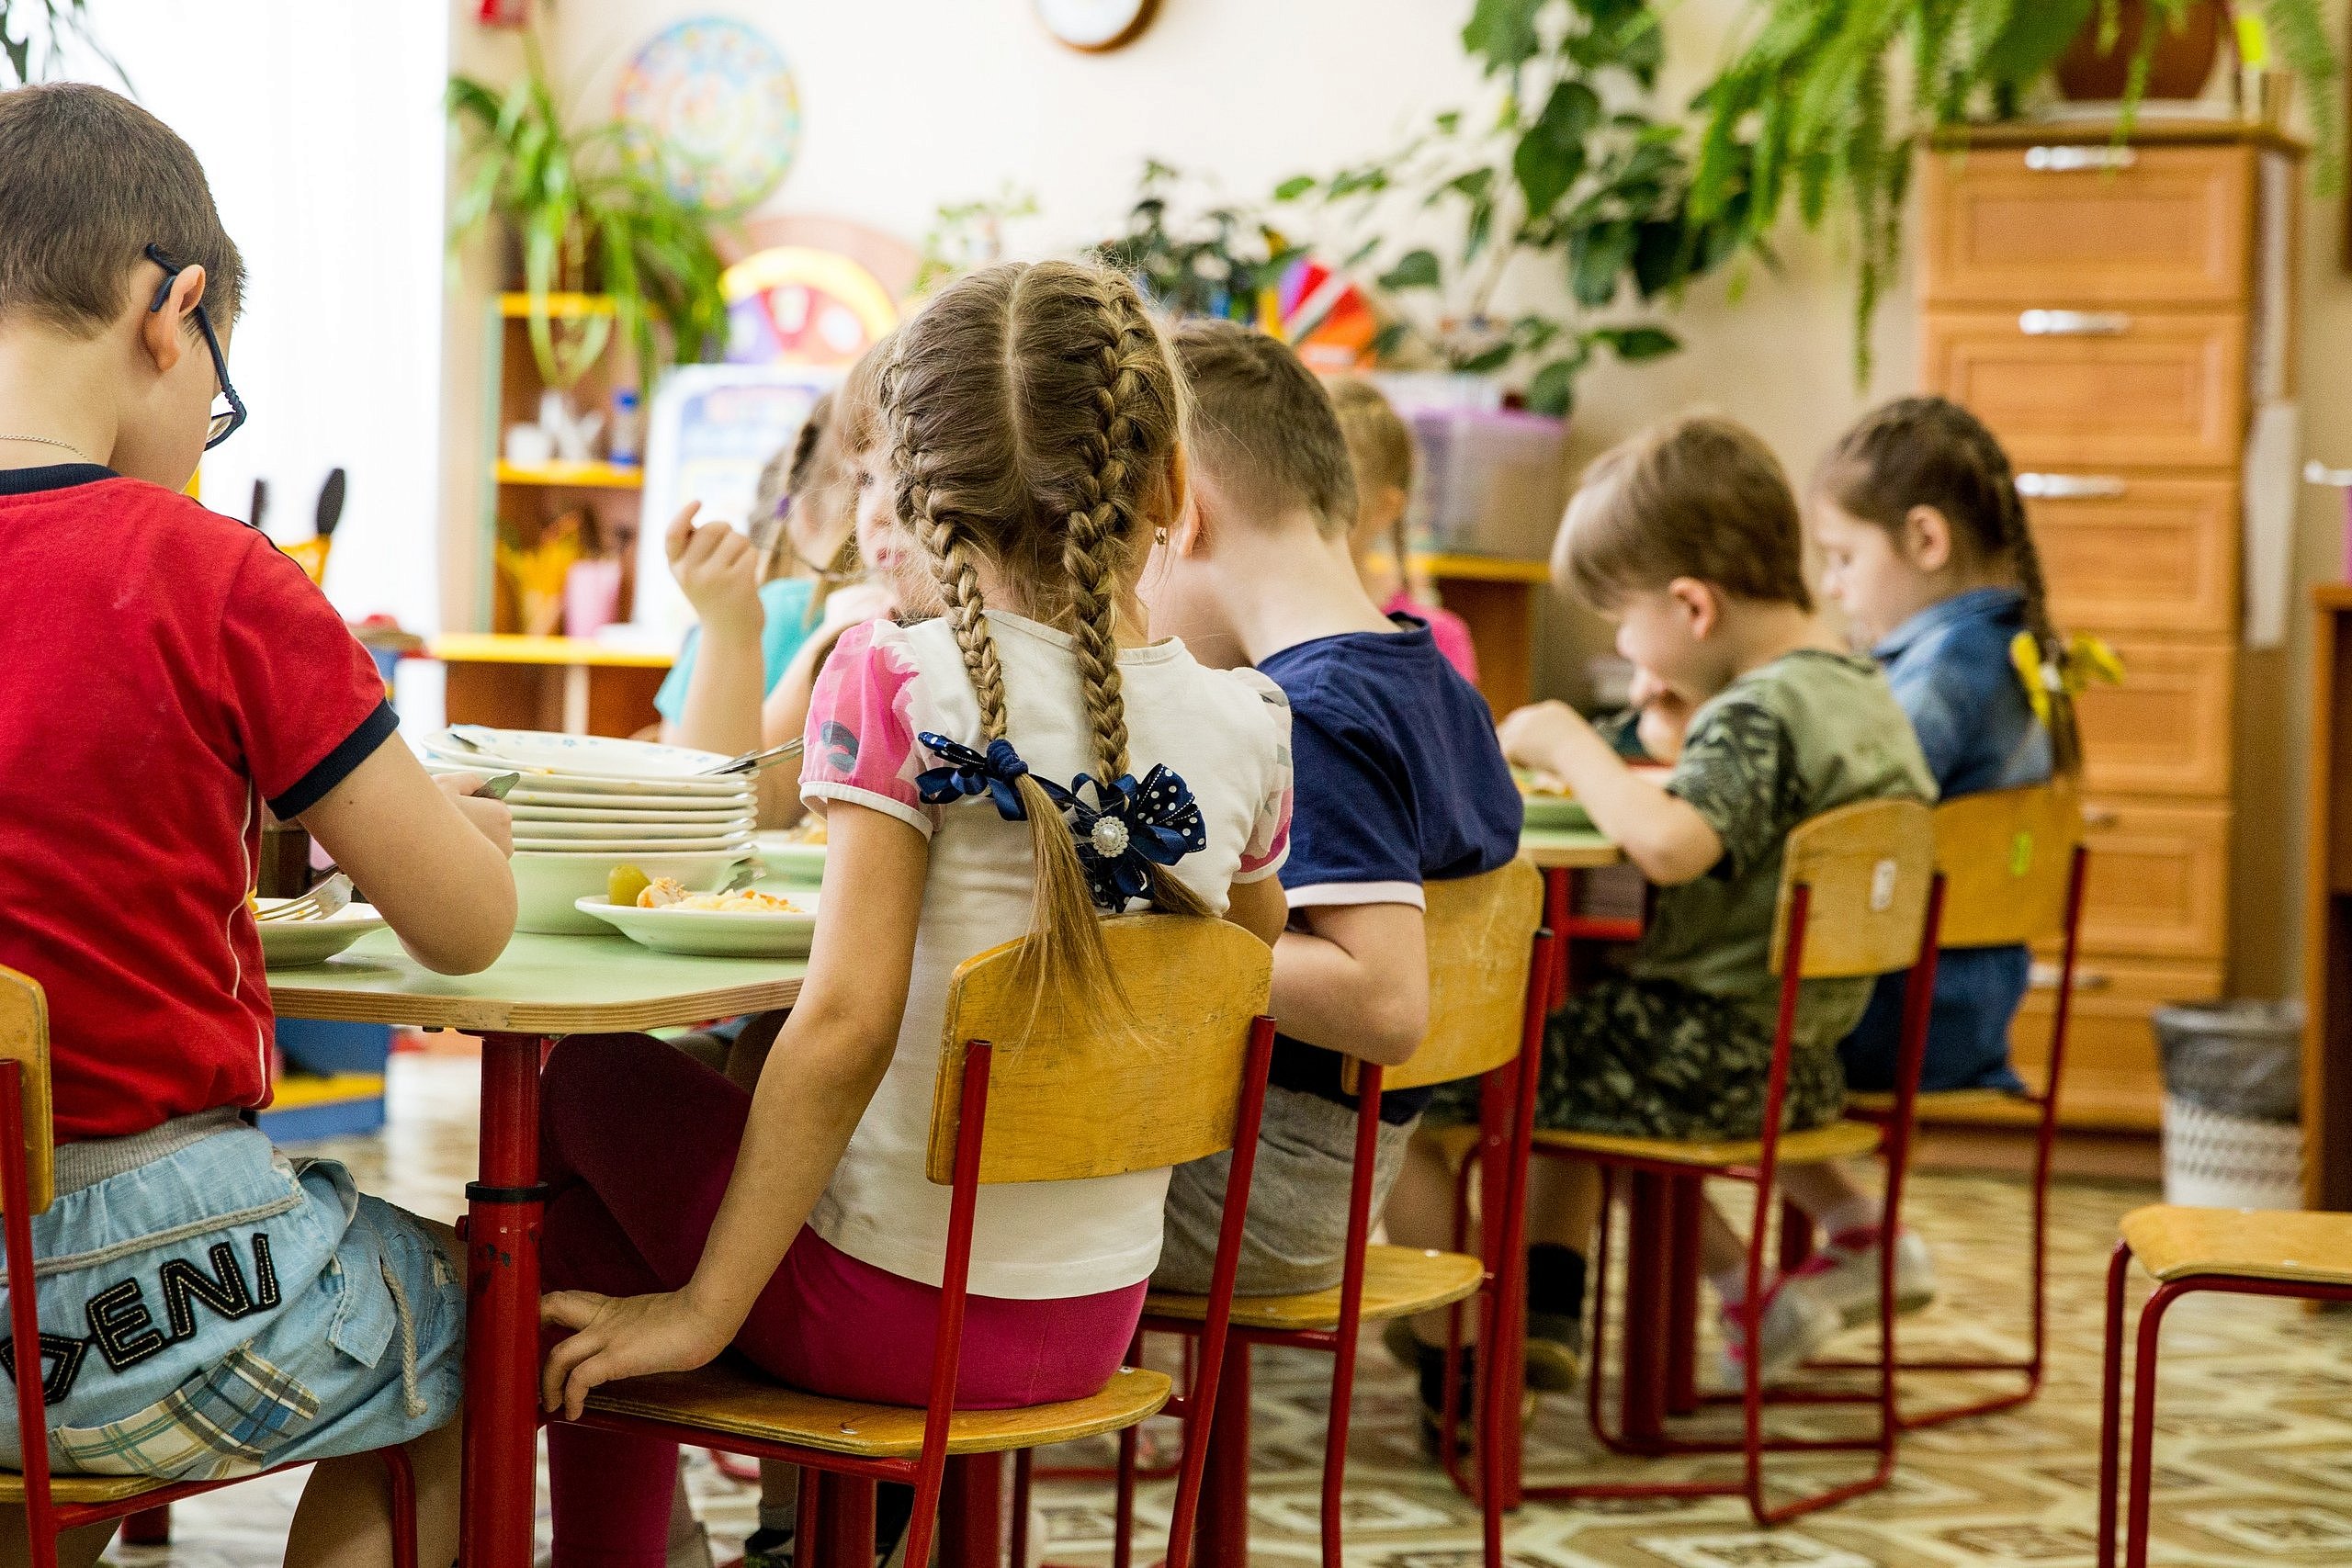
[1068,765,1207,912]
[916,733,1041,822]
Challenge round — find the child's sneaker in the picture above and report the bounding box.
[1789,1225,1938,1327]
[1718,1281,1842,1384]
[1522,1310,1585,1392]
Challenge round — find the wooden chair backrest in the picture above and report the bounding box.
[926,914,1273,1186]
[0,967,54,1215]
[1770,798,1938,980]
[1931,780,2082,949]
[1381,859,1545,1094]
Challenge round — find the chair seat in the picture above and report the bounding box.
[1532,1118,1882,1169]
[1846,1088,2034,1117]
[2120,1205,2352,1287]
[0,1471,175,1504]
[1143,1245,1486,1333]
[582,1363,1171,1460]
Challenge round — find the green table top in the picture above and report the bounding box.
[1518,826,1621,869]
[268,930,806,1036]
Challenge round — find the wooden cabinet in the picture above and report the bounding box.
[1921,122,2299,1135]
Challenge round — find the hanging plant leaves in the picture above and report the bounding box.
[1593,324,1678,360]
[1461,0,1547,74]
[1376,248,1443,291]
[1513,81,1600,216]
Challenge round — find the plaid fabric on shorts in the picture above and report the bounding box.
[54,1341,321,1481]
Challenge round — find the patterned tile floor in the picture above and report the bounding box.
[119,1055,2352,1568]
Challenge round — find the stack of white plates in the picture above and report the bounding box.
[421,728,758,932]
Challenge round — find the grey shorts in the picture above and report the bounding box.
[1154,1086,1416,1298]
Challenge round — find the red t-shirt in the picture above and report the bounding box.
[0,466,396,1140]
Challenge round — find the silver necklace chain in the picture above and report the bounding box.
[0,434,96,463]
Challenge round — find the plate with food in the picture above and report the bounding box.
[1515,770,1593,830]
[753,817,827,883]
[255,900,388,967]
[575,878,818,958]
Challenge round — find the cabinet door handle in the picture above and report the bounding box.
[2020,309,2132,336]
[2025,144,2138,173]
[2018,473,2129,500]
[2082,806,2121,829]
[2030,962,2111,992]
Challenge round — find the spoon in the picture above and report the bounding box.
[702,739,804,776]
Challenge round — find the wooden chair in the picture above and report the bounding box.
[0,967,420,1568]
[568,916,1279,1568]
[1122,859,1551,1568]
[1828,781,2088,1427]
[2098,1207,2352,1568]
[1509,799,1945,1527]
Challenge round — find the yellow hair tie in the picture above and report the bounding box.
[2010,631,2125,726]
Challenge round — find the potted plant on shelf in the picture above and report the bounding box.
[1690,0,2340,376]
[1267,0,1744,416]
[1091,160,1306,323]
[447,32,730,393]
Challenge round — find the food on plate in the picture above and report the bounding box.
[1514,768,1575,798]
[786,816,827,845]
[634,877,803,914]
[607,864,652,907]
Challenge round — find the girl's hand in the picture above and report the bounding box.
[538,1288,734,1420]
[1626,669,1695,764]
[665,502,763,636]
[1497,700,1596,773]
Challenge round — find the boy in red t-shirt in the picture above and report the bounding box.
[0,85,515,1568]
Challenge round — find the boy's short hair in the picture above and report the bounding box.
[0,84,244,337]
[1168,320,1356,536]
[1557,413,1812,613]
[1328,377,1414,499]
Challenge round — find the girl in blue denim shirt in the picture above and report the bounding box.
[1748,396,2083,1377]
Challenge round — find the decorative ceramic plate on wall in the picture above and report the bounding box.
[1036,0,1159,52]
[616,17,801,209]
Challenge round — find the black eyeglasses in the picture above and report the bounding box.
[144,243,245,450]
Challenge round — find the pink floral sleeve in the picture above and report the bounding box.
[799,623,940,836]
[1232,670,1294,882]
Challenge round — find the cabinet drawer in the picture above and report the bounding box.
[2012,957,2222,1130]
[2076,637,2235,797]
[1921,143,2252,307]
[1922,310,2245,468]
[2075,799,2231,961]
[2022,474,2238,636]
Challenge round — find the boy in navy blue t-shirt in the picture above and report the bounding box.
[1140,321,1521,1301]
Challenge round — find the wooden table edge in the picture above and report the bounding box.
[267,976,804,1035]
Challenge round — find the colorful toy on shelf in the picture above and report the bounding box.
[498,510,588,637]
[615,17,801,209]
[1268,254,1376,372]
[722,246,899,367]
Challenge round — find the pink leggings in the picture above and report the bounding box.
[538,1032,1148,1568]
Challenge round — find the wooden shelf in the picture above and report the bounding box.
[430,634,674,670]
[495,460,643,490]
[1935,116,2307,157]
[498,292,617,319]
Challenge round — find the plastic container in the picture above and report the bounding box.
[2154,1000,2304,1208]
[1403,405,1569,561]
[609,389,643,467]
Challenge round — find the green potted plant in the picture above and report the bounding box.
[1268,0,1744,416]
[447,32,730,392]
[1092,160,1305,322]
[1690,0,2341,375]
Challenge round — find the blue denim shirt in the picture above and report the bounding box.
[1842,588,2052,1093]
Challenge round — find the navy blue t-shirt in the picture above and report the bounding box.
[1258,615,1523,1122]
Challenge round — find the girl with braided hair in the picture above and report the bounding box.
[1745,394,2112,1380]
[528,261,1295,1568]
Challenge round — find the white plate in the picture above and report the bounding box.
[257,901,387,967]
[509,802,753,824]
[514,849,754,934]
[510,817,754,840]
[514,834,754,855]
[424,757,753,801]
[427,728,732,781]
[574,895,818,958]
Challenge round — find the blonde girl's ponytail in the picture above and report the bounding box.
[885,261,1204,1030]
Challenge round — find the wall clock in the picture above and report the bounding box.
[1036,0,1159,53]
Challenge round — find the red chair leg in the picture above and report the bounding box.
[376,1445,420,1568]
[2122,1282,2188,1568]
[1112,1427,1137,1568]
[1664,1177,1702,1417]
[1011,1450,1035,1568]
[811,1472,876,1568]
[1778,1197,1813,1274]
[938,1456,1001,1568]
[2097,1243,2132,1568]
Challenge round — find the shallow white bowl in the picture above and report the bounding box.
[514,849,754,934]
[574,895,818,958]
[512,817,755,841]
[257,901,388,967]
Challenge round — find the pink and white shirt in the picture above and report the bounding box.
[800,611,1292,1299]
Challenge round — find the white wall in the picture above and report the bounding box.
[62,0,451,634]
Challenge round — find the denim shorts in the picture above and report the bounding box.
[0,1110,464,1481]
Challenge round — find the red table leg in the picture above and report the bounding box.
[1664,1176,1702,1417]
[1476,1060,1525,1512]
[120,1507,170,1546]
[937,1455,1001,1568]
[1193,1340,1252,1568]
[1616,1171,1671,1454]
[1542,869,1571,1009]
[461,1032,548,1568]
[810,1473,876,1568]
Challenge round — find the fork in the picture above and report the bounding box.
[255,872,353,923]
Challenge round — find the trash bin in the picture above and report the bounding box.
[2154,1000,2304,1210]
